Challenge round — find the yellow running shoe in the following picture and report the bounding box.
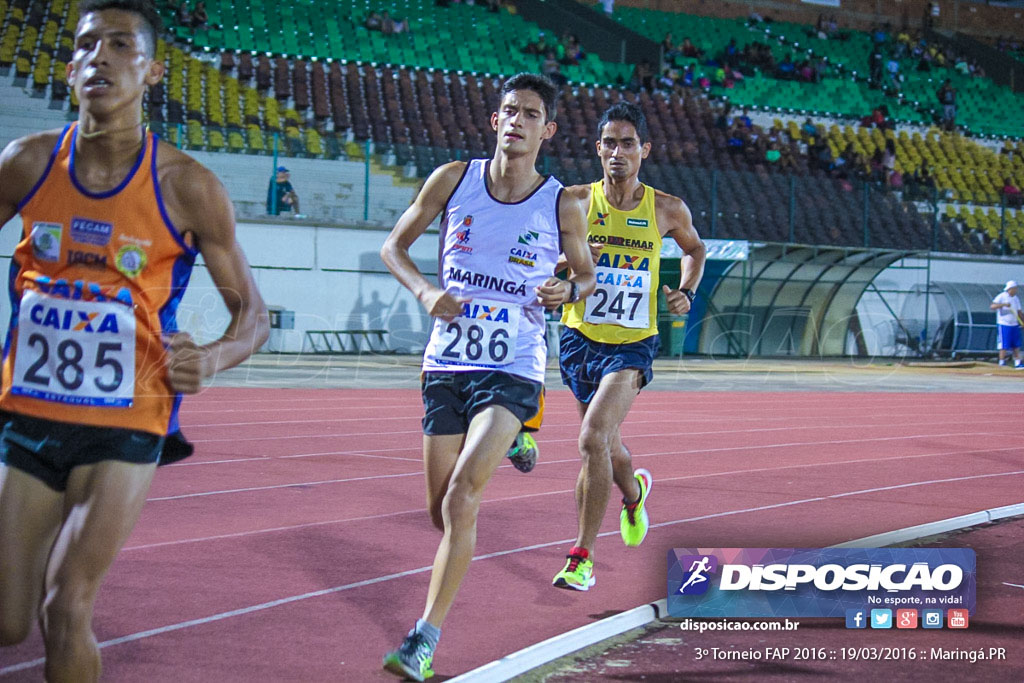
[620,468,652,547]
[552,547,595,591]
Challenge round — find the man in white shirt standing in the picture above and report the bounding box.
[990,280,1023,368]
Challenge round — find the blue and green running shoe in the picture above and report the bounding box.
[506,431,538,473]
[383,631,435,681]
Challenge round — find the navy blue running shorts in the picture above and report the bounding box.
[0,412,164,492]
[559,326,659,404]
[421,371,543,436]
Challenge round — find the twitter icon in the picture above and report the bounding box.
[870,609,893,629]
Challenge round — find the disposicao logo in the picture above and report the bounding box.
[667,548,975,618]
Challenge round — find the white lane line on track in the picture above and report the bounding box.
[184,420,1016,445]
[164,429,1022,485]
[134,445,1024,547]
[4,468,1021,676]
[146,470,423,502]
[167,451,423,467]
[179,410,1015,431]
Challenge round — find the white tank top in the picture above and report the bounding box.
[422,159,562,382]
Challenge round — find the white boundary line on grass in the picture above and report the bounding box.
[448,502,1024,683]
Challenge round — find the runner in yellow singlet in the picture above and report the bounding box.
[551,102,707,591]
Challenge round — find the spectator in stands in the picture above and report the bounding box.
[906,164,936,200]
[681,37,701,58]
[174,0,190,26]
[777,142,800,172]
[776,53,795,79]
[657,68,676,92]
[563,34,585,65]
[629,60,654,92]
[381,11,395,35]
[886,55,901,89]
[937,79,956,129]
[882,140,897,187]
[872,23,889,45]
[190,0,207,29]
[714,103,733,130]
[990,281,1023,368]
[726,122,745,154]
[543,51,567,87]
[486,0,501,11]
[601,0,614,16]
[722,38,738,67]
[798,59,816,82]
[523,32,551,56]
[1004,179,1022,208]
[681,64,695,88]
[661,33,678,61]
[862,105,889,129]
[738,108,752,129]
[815,13,827,39]
[802,117,818,139]
[812,139,834,173]
[267,166,305,218]
[365,10,383,31]
[869,46,884,86]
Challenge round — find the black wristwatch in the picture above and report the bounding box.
[567,281,580,303]
[680,288,696,304]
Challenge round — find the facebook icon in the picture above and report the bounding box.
[846,609,867,629]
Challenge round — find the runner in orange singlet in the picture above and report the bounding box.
[0,2,268,680]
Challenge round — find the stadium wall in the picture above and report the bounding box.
[3,214,1021,359]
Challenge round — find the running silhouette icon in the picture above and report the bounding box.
[677,555,718,595]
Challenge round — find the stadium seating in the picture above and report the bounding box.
[159,0,633,86]
[607,5,1024,138]
[3,0,1020,255]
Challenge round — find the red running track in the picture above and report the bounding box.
[1,388,1022,681]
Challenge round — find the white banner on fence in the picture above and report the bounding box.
[661,239,749,261]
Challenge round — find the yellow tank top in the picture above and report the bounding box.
[562,180,661,344]
[2,124,197,436]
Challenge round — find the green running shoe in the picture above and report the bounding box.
[620,468,652,547]
[552,548,595,591]
[506,431,538,473]
[383,631,435,681]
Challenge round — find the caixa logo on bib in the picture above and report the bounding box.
[667,548,975,618]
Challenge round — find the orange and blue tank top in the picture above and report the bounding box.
[1,123,198,436]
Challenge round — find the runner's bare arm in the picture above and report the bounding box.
[159,150,269,393]
[657,192,706,315]
[0,131,64,228]
[381,162,467,322]
[537,189,596,309]
[552,184,602,275]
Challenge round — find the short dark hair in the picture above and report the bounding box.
[597,102,649,144]
[500,73,558,122]
[78,0,162,57]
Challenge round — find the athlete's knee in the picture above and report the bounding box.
[578,426,611,462]
[441,478,482,529]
